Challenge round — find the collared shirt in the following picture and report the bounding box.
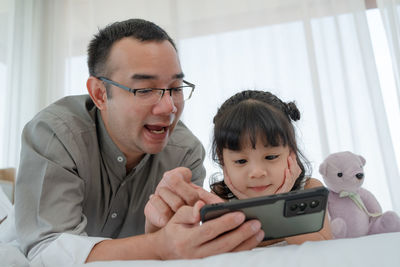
[14,95,206,265]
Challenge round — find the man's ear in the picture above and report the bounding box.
[87,76,108,110]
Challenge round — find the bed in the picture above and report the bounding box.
[1,187,400,267]
[76,232,400,267]
[1,232,399,267]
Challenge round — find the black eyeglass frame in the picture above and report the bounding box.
[97,76,195,101]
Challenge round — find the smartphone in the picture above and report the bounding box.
[200,186,328,241]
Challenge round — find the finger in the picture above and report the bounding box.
[171,200,204,225]
[288,156,296,172]
[283,168,293,191]
[287,153,293,169]
[196,219,262,257]
[192,200,205,222]
[156,167,193,192]
[145,217,159,233]
[199,190,224,204]
[231,229,265,252]
[290,151,297,161]
[288,153,301,178]
[144,194,173,228]
[157,201,209,259]
[158,187,185,212]
[196,211,246,244]
[158,169,199,206]
[190,183,224,204]
[274,170,290,194]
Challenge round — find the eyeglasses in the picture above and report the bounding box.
[97,76,195,105]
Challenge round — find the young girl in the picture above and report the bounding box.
[210,90,332,245]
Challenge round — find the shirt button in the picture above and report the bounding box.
[121,181,126,187]
[111,212,118,219]
[117,156,124,162]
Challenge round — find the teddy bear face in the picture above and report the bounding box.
[319,151,366,193]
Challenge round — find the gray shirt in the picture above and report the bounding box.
[15,95,206,257]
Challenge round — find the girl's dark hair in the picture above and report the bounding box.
[210,90,311,199]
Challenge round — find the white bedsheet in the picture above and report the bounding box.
[1,183,400,267]
[0,242,30,267]
[75,232,400,267]
[1,227,399,267]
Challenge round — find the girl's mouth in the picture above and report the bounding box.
[248,185,271,192]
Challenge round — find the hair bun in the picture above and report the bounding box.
[286,101,300,121]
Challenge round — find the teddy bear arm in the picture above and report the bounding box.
[359,188,382,214]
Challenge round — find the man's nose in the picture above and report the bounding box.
[155,91,177,114]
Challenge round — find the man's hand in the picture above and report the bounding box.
[144,167,223,233]
[154,200,265,259]
[87,200,264,262]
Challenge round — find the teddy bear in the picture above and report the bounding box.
[319,151,400,239]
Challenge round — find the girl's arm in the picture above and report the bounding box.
[284,178,333,244]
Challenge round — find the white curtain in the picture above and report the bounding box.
[1,0,399,213]
[378,0,400,107]
[178,0,400,213]
[0,0,13,169]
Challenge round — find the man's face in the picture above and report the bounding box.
[101,38,184,163]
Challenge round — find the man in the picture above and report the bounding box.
[15,19,264,265]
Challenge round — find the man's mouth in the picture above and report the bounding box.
[145,125,168,134]
[150,127,165,134]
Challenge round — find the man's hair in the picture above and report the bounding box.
[87,18,176,78]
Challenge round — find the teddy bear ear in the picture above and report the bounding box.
[359,155,366,166]
[319,162,327,176]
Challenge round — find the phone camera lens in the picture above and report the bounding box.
[310,200,319,208]
[290,204,298,211]
[299,202,307,211]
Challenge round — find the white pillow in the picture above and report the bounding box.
[0,186,12,221]
[0,186,17,244]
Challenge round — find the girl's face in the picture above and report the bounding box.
[222,137,292,199]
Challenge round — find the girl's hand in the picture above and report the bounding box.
[274,152,302,194]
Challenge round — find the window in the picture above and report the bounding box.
[178,8,398,211]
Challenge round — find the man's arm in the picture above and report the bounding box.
[87,200,264,261]
[15,112,91,262]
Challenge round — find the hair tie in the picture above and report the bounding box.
[286,102,300,121]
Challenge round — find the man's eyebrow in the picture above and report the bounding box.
[132,74,156,80]
[174,73,185,79]
[131,73,185,80]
